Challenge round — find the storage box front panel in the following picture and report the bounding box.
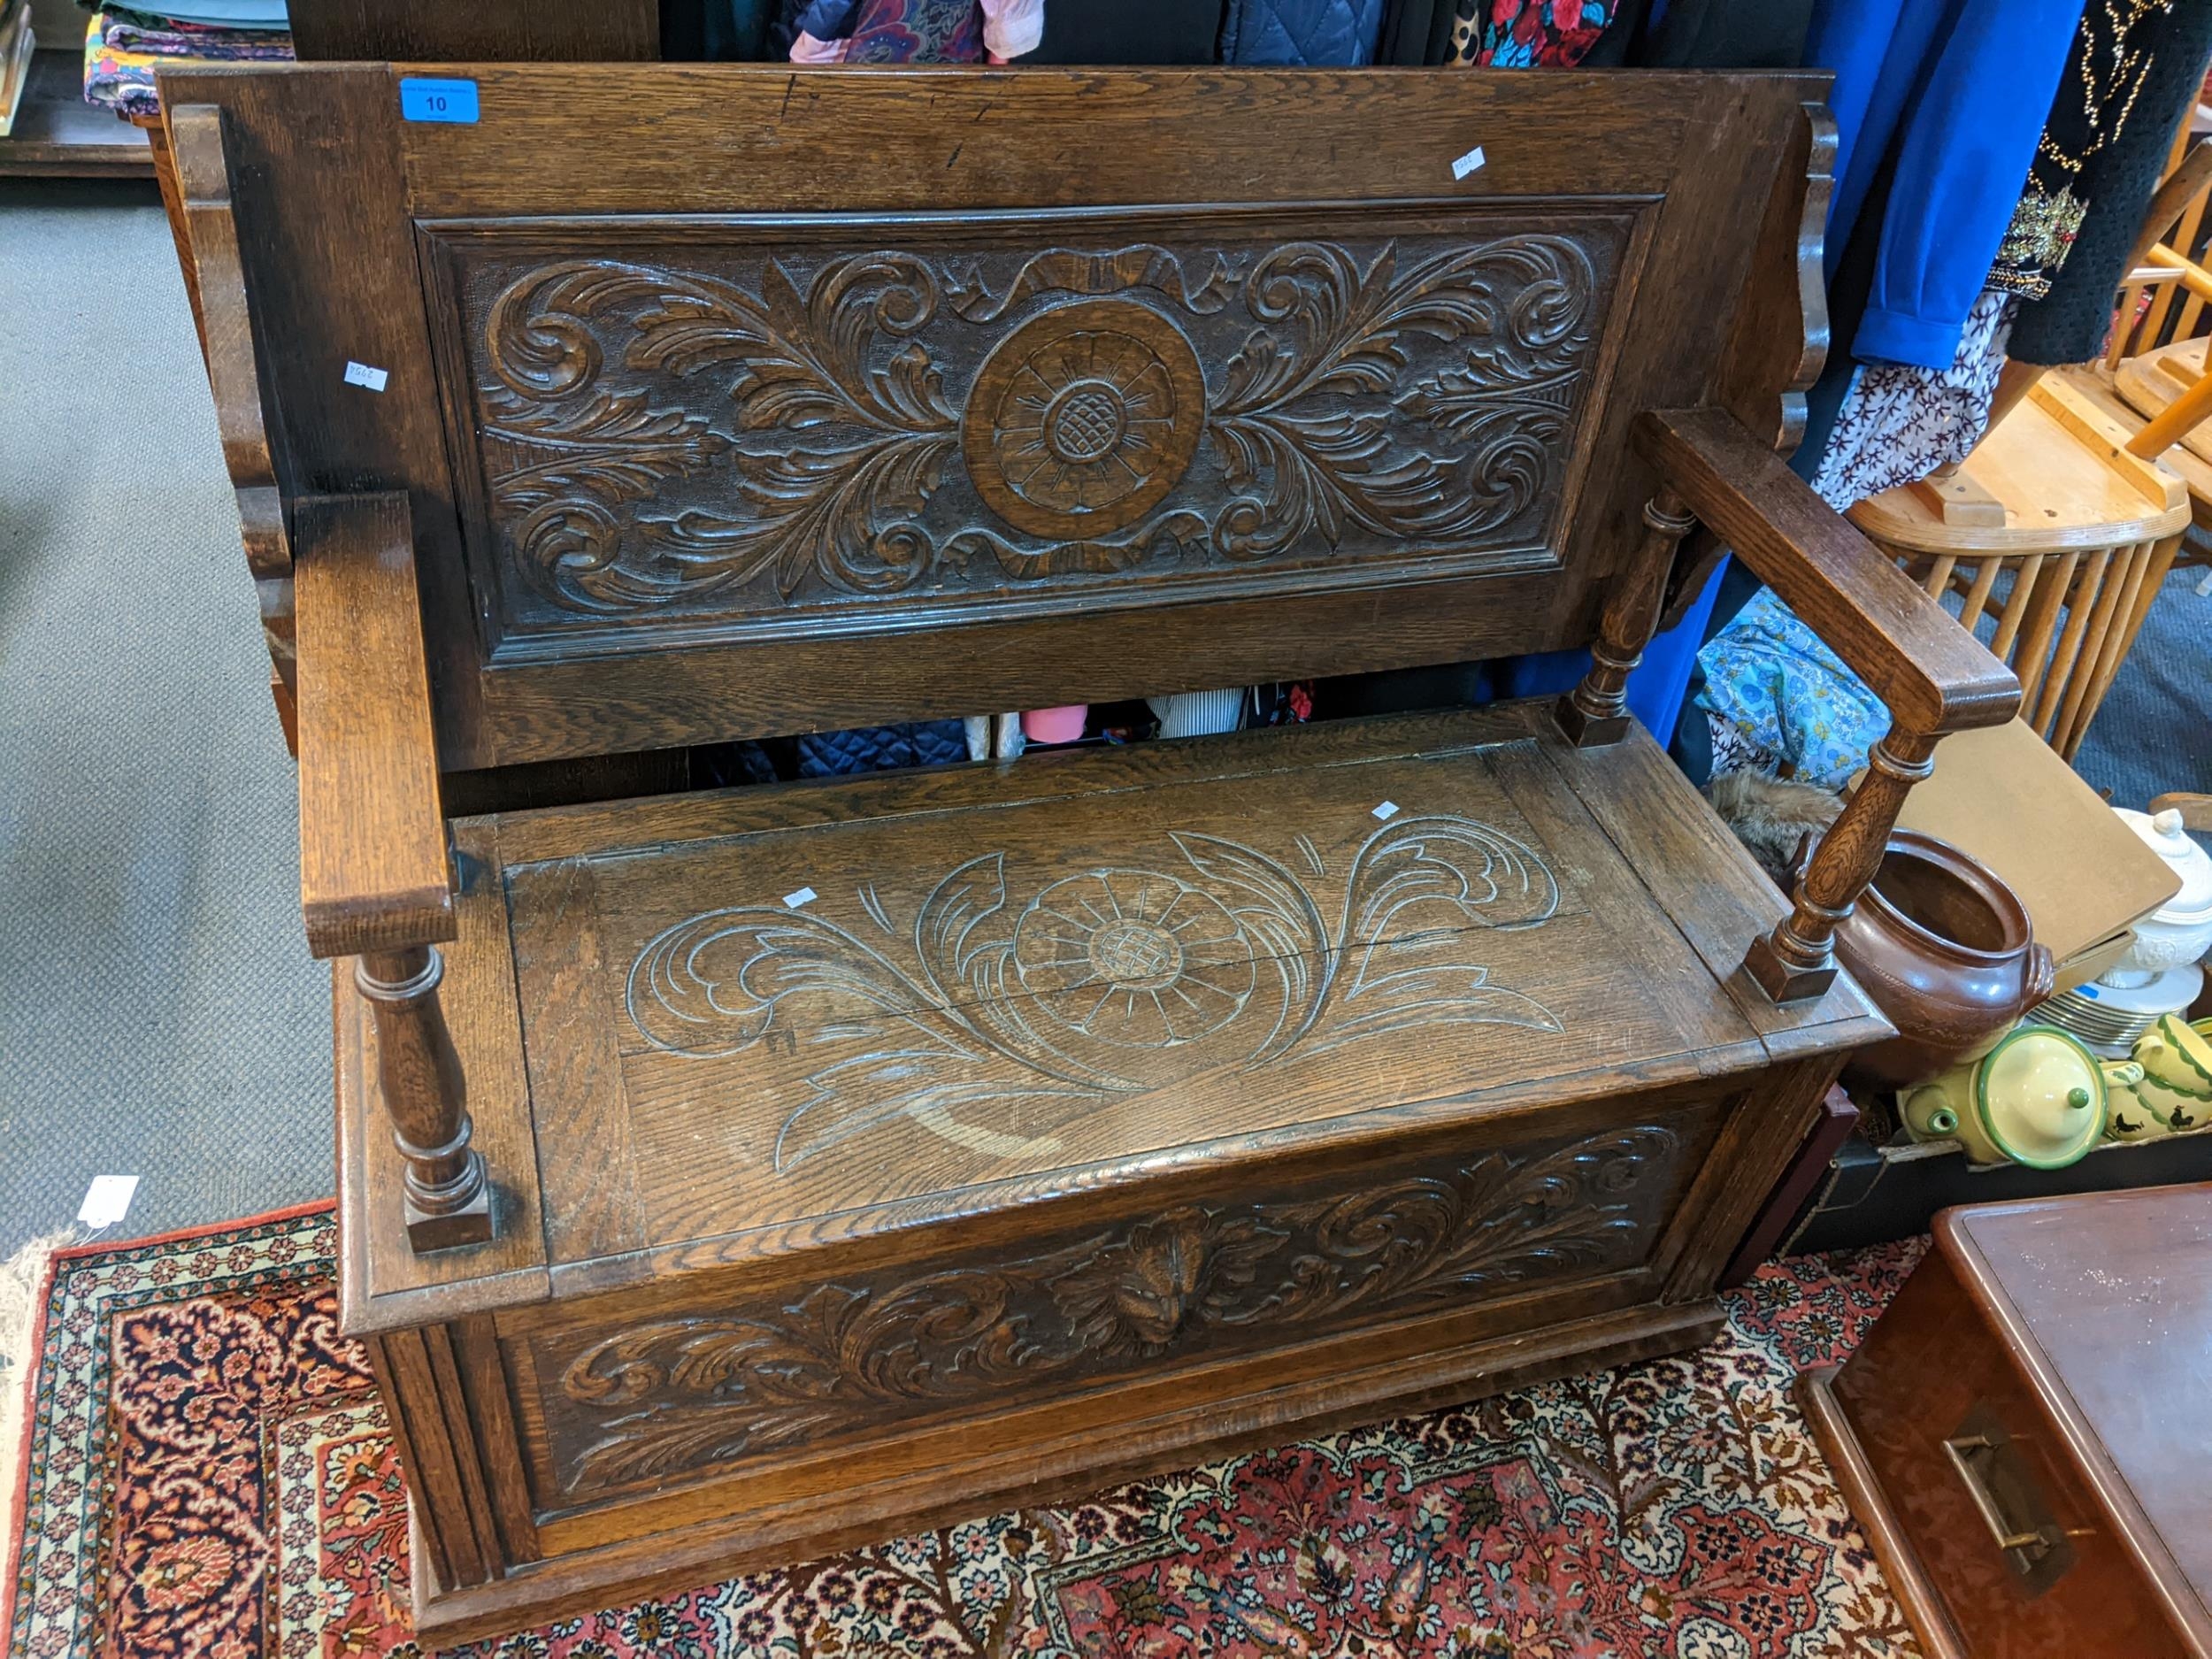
[507,1099,1724,1517]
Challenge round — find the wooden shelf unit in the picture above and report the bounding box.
[0,48,152,177]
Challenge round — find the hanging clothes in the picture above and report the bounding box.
[790,0,1042,62]
[1697,284,2018,782]
[796,723,972,778]
[1810,0,2086,370]
[1988,1,2179,299]
[2008,0,2212,365]
[1025,0,1224,62]
[1582,0,1812,68]
[1812,286,2020,509]
[1982,0,2203,305]
[1218,0,1385,64]
[1445,0,1617,66]
[1376,0,1449,64]
[1695,589,1891,787]
[660,0,773,58]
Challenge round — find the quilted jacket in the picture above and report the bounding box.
[795,720,971,778]
[1219,0,1385,64]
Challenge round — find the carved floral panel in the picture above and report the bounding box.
[433,210,1632,635]
[624,810,1565,1174]
[522,1110,1718,1504]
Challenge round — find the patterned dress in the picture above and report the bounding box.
[1449,0,1619,66]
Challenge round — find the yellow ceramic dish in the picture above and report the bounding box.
[2127,1012,2212,1134]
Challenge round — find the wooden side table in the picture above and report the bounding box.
[1800,1185,2212,1659]
[1848,378,2190,760]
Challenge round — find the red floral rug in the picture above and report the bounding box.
[4,1205,1927,1659]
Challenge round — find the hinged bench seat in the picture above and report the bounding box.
[334,700,1886,1639]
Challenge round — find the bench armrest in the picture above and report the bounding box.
[1634,406,2019,736]
[295,491,454,960]
[1567,406,2023,1003]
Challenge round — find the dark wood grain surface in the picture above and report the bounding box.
[293,492,452,957]
[165,104,294,713]
[1951,1191,2212,1640]
[520,1109,1725,1509]
[494,706,1763,1266]
[157,64,491,751]
[337,819,548,1332]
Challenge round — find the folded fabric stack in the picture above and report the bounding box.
[0,0,34,138]
[81,0,288,118]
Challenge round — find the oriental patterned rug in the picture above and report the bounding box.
[4,1205,1926,1659]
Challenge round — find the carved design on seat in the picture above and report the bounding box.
[1011,869,1257,1045]
[544,1121,1689,1496]
[460,227,1611,622]
[624,814,1563,1170]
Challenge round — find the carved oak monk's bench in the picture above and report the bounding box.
[157,61,2016,1640]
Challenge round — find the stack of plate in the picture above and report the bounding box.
[2032,964,2205,1057]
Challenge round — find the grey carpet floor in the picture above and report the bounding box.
[2069,563,2212,807]
[1,184,330,1262]
[0,187,2205,1264]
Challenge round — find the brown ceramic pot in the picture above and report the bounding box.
[1822,829,2056,1090]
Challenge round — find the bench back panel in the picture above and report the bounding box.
[165,64,1827,769]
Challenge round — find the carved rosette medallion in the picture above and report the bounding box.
[960,298,1208,539]
[1010,869,1256,1046]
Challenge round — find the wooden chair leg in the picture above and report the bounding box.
[2126,364,2212,457]
[1985,357,2047,432]
[358,945,493,1251]
[1742,728,1938,1002]
[1558,489,1697,746]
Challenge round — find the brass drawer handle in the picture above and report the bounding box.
[1944,1434,2047,1555]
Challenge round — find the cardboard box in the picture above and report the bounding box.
[1893,718,2179,992]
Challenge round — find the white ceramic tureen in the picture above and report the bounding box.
[2101,808,2212,987]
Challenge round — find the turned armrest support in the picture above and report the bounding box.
[1633,407,2019,737]
[296,492,488,1250]
[295,490,455,960]
[1631,407,2022,1002]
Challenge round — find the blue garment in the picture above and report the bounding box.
[1495,557,1729,751]
[796,720,970,778]
[1809,0,2085,370]
[1696,588,1890,787]
[1218,0,1385,65]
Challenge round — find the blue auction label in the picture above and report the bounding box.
[399,77,480,124]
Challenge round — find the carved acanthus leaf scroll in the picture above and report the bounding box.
[626,813,1563,1171]
[466,227,1608,618]
[546,1122,1686,1494]
[1210,236,1597,561]
[480,255,956,610]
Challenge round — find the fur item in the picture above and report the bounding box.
[1704,769,1843,887]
